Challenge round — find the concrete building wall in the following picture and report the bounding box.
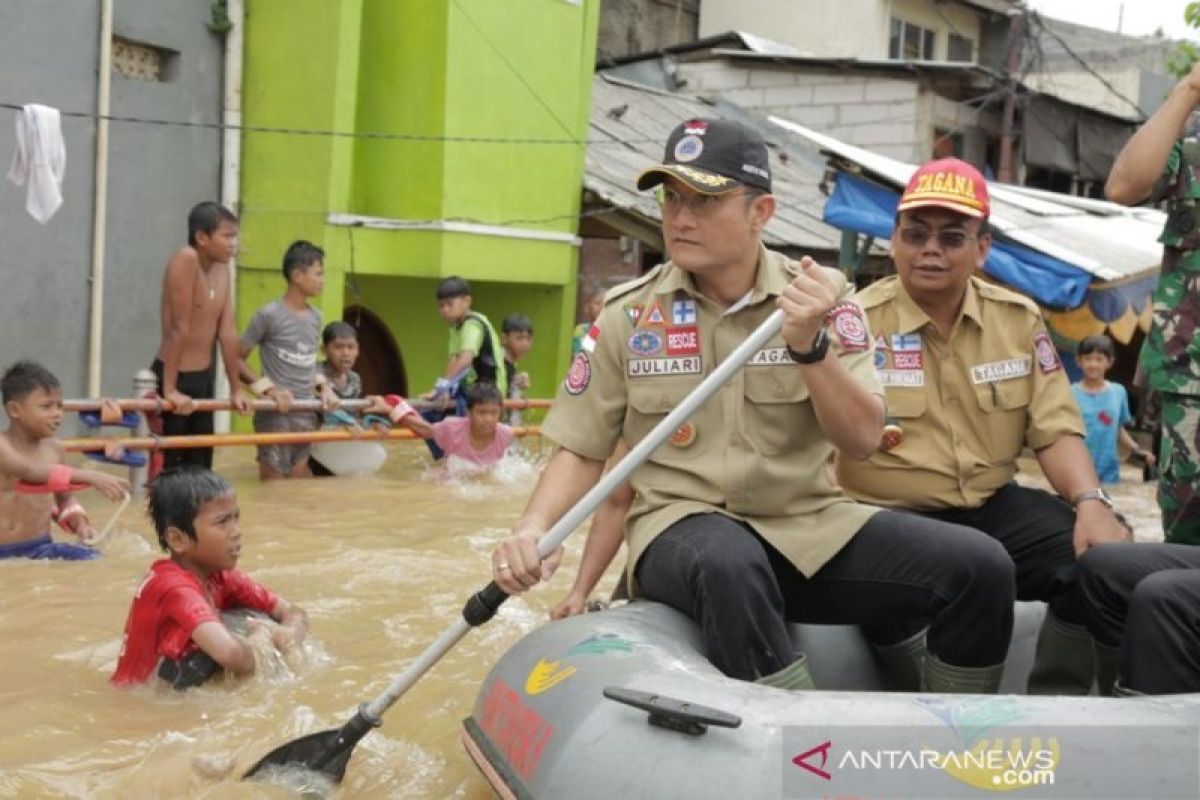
[0,1,222,401]
[890,0,983,61]
[698,0,887,58]
[597,0,699,62]
[1023,68,1146,121]
[677,60,924,161]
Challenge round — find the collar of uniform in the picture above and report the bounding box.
[892,276,983,333]
[654,244,782,303]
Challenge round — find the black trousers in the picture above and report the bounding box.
[1077,542,1200,694]
[634,509,1015,681]
[151,358,215,470]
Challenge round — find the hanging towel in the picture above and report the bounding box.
[7,103,66,224]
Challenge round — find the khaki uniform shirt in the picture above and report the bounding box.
[837,275,1085,511]
[544,245,882,580]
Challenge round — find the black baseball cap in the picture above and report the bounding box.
[637,118,772,195]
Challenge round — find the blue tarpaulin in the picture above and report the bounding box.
[824,171,1093,309]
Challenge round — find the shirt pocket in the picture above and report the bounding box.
[627,380,698,446]
[973,378,1032,460]
[886,387,927,420]
[743,367,811,455]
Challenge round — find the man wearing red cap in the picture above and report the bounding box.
[491,120,1017,694]
[838,157,1131,695]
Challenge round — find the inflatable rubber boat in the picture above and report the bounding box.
[462,601,1200,799]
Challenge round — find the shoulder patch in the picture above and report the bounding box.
[603,264,665,305]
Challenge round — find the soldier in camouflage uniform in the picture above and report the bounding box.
[1108,63,1200,545]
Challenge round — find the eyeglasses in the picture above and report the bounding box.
[657,186,748,216]
[897,227,977,250]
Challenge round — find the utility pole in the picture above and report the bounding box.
[997,10,1024,183]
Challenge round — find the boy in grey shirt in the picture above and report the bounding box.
[239,240,338,479]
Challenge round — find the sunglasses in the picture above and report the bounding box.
[897,227,977,250]
[656,186,749,216]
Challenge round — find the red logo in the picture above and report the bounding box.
[793,740,833,780]
[564,352,591,395]
[479,679,555,781]
[892,351,923,370]
[827,303,868,352]
[1034,332,1061,374]
[665,326,700,355]
[1098,410,1114,426]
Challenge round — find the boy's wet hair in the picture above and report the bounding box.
[465,381,503,409]
[436,276,471,300]
[148,467,233,550]
[1077,334,1116,360]
[1,360,60,404]
[322,320,358,346]
[502,313,534,335]
[187,201,237,247]
[282,240,324,281]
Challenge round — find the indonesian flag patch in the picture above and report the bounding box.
[1033,331,1062,374]
[826,302,869,353]
[580,323,600,354]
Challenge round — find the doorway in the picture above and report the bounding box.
[343,304,407,396]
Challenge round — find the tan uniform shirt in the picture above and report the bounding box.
[544,245,882,579]
[837,275,1085,511]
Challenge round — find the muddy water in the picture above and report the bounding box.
[0,443,1162,799]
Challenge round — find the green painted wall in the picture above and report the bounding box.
[239,0,599,430]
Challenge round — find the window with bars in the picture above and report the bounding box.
[889,17,937,61]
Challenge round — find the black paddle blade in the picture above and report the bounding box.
[244,706,380,784]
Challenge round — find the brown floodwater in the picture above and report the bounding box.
[0,442,1162,799]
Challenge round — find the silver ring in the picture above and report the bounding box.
[497,563,511,571]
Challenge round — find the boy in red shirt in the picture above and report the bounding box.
[111,468,307,689]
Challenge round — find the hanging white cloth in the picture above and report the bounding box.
[7,104,66,224]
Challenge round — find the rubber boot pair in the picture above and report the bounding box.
[1027,613,1096,695]
[1094,641,1120,697]
[871,628,926,692]
[922,654,1005,694]
[756,655,816,691]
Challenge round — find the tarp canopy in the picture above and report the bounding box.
[824,171,1092,308]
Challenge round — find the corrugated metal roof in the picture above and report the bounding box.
[586,74,867,254]
[770,115,1165,283]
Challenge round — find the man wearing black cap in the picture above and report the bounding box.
[491,119,1016,693]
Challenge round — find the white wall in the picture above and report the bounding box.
[699,0,890,58]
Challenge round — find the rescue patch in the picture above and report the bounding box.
[665,326,700,356]
[749,347,791,366]
[970,357,1031,384]
[564,352,591,395]
[672,298,697,325]
[878,369,926,387]
[891,333,922,352]
[1033,332,1062,374]
[826,302,868,352]
[641,300,666,327]
[628,329,663,356]
[893,351,923,370]
[627,356,702,377]
[623,303,643,326]
[669,421,697,448]
[674,135,704,162]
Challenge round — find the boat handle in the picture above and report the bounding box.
[602,686,742,736]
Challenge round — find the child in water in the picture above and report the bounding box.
[0,360,129,560]
[389,382,513,469]
[111,467,308,689]
[1071,335,1155,484]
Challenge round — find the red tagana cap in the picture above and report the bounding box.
[897,158,989,219]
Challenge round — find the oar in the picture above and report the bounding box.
[243,309,787,785]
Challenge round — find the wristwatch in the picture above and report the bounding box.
[1073,488,1115,509]
[787,329,830,364]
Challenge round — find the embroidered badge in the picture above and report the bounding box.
[749,347,790,366]
[683,120,709,136]
[672,298,697,325]
[628,329,663,356]
[875,334,890,351]
[641,300,666,327]
[564,352,591,395]
[665,326,700,356]
[893,351,923,370]
[580,323,600,354]
[826,302,869,352]
[874,350,888,370]
[669,421,697,448]
[674,135,704,163]
[627,356,702,377]
[623,302,643,326]
[891,333,922,352]
[878,370,925,387]
[970,357,1031,384]
[1033,332,1062,374]
[880,423,904,451]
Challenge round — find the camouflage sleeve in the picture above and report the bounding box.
[1149,139,1184,203]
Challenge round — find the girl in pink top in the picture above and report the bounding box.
[389,383,513,466]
